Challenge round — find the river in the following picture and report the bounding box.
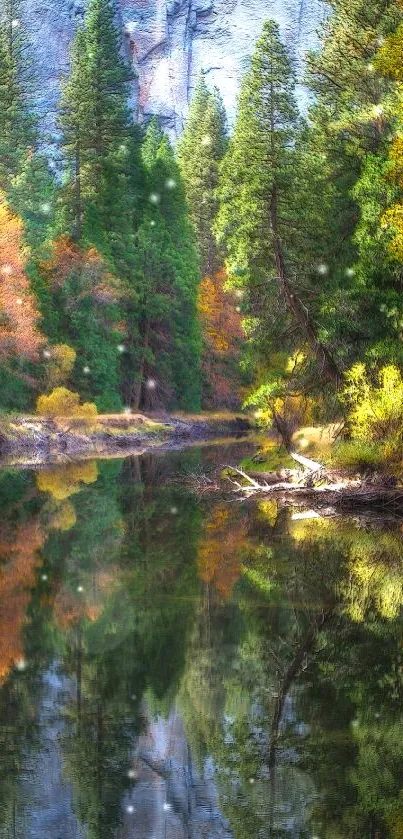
[0,438,402,838]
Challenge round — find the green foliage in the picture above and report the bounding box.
[177,75,227,275]
[123,118,201,411]
[330,440,386,470]
[216,20,299,301]
[54,2,200,413]
[58,0,137,250]
[0,0,36,192]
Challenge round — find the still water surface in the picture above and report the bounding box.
[0,439,402,839]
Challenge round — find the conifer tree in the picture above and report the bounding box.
[58,0,139,258]
[178,78,247,408]
[0,0,34,190]
[216,20,340,391]
[0,0,56,243]
[177,76,227,276]
[301,0,403,369]
[123,119,201,411]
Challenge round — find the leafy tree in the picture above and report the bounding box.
[37,238,124,411]
[198,269,245,408]
[0,192,45,408]
[36,386,98,421]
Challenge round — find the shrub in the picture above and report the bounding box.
[36,462,98,500]
[36,387,98,421]
[343,363,403,461]
[330,441,386,471]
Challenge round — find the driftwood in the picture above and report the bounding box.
[224,452,403,513]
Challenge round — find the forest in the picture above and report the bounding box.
[2,0,403,468]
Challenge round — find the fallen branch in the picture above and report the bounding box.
[289,451,323,472]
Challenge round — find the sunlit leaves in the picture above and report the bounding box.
[0,194,44,362]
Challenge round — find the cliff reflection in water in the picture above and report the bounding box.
[0,440,402,838]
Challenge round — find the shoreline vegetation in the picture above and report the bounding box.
[2,411,403,517]
[0,411,252,465]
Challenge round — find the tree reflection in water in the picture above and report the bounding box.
[0,443,401,837]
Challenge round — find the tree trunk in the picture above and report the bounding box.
[132,318,150,410]
[268,610,332,770]
[74,139,82,241]
[269,186,341,387]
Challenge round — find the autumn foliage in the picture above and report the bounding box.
[0,195,44,362]
[36,387,98,421]
[45,343,76,388]
[198,269,245,408]
[0,520,43,681]
[198,504,248,599]
[42,236,121,304]
[36,461,99,501]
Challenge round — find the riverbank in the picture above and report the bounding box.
[0,411,251,465]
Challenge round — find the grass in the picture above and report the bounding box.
[240,440,295,473]
[328,440,388,471]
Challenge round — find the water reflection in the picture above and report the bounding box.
[0,442,402,838]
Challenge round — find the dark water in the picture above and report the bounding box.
[0,439,402,839]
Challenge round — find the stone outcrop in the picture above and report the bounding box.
[22,0,324,141]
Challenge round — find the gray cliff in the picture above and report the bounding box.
[22,0,325,139]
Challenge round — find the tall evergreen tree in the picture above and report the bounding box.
[0,0,56,243]
[58,0,140,260]
[301,0,403,370]
[216,20,340,399]
[54,0,147,410]
[177,76,227,276]
[0,0,34,190]
[123,119,201,411]
[177,77,246,409]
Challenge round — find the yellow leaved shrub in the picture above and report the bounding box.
[36,387,97,421]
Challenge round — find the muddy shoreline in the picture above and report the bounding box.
[0,413,252,467]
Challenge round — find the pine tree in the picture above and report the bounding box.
[0,0,35,190]
[216,20,340,394]
[177,78,248,408]
[177,75,227,276]
[55,0,149,410]
[301,0,403,370]
[123,119,201,411]
[58,0,139,258]
[0,0,56,245]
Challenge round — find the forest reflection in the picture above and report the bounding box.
[0,442,402,838]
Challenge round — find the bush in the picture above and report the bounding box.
[330,441,386,471]
[36,462,98,500]
[36,387,98,421]
[343,363,403,462]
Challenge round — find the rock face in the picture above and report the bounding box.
[23,0,324,139]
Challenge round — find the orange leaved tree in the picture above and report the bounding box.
[0,194,44,365]
[198,269,245,409]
